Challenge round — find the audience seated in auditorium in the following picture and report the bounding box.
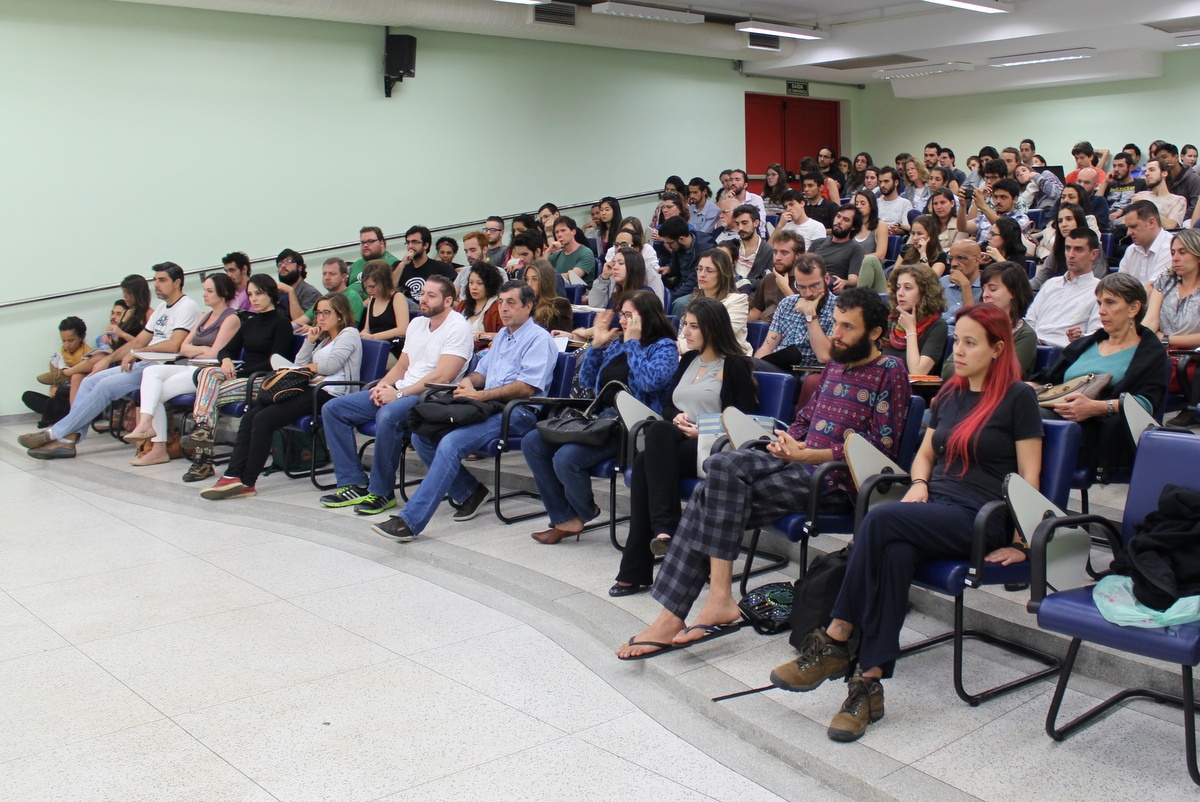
[484,216,507,268]
[1158,143,1200,223]
[1074,168,1111,229]
[902,159,930,213]
[687,177,719,235]
[1014,163,1063,213]
[524,259,573,333]
[875,167,912,235]
[723,170,767,236]
[800,171,839,232]
[942,261,1036,379]
[588,246,652,312]
[770,304,1033,743]
[760,163,788,216]
[810,205,865,294]
[320,276,473,516]
[659,216,716,311]
[927,188,968,255]
[616,289,910,659]
[1130,160,1185,229]
[348,226,398,289]
[1146,229,1200,427]
[1065,141,1109,186]
[731,204,774,292]
[851,190,889,263]
[883,263,948,376]
[1032,202,1105,290]
[278,249,321,316]
[393,226,456,306]
[182,274,295,482]
[201,293,362,501]
[455,230,508,298]
[1027,228,1103,348]
[938,147,967,186]
[124,273,241,467]
[21,316,91,429]
[1033,272,1168,476]
[600,219,667,305]
[1103,152,1145,225]
[548,215,595,287]
[595,197,623,255]
[753,253,834,372]
[370,281,557,543]
[435,236,462,271]
[1119,200,1174,287]
[674,249,750,355]
[895,213,950,279]
[777,189,826,248]
[19,263,200,460]
[523,291,678,545]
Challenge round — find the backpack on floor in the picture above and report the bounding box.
[738,582,795,635]
[264,429,328,475]
[788,546,858,652]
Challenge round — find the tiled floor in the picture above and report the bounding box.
[1,416,1196,801]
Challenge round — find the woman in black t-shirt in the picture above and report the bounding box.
[770,303,1043,742]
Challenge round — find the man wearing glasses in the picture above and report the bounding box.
[293,257,364,334]
[395,225,457,307]
[940,241,983,324]
[484,216,507,267]
[348,226,398,290]
[753,251,835,372]
[277,248,321,318]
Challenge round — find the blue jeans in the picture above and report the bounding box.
[521,428,617,526]
[50,362,150,440]
[396,406,536,534]
[323,390,421,497]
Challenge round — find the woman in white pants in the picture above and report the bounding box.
[124,274,240,465]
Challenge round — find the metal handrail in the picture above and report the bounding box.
[0,189,660,310]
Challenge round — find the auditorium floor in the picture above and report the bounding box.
[0,416,1194,802]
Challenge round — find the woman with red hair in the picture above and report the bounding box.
[768,303,1044,743]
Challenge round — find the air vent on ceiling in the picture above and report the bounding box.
[813,53,924,70]
[1144,15,1200,34]
[747,32,781,52]
[533,3,576,27]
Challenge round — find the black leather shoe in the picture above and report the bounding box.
[608,582,651,597]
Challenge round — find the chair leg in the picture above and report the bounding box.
[491,451,543,524]
[736,528,790,597]
[1045,640,1200,785]
[581,471,628,538]
[900,595,1061,706]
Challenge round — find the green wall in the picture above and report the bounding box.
[853,50,1200,168]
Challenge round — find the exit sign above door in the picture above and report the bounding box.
[786,81,809,97]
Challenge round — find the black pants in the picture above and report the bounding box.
[616,421,698,586]
[226,388,332,487]
[752,345,806,374]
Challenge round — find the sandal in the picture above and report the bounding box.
[650,534,671,557]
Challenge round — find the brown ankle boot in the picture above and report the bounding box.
[827,673,885,742]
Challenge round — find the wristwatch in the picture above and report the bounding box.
[804,314,815,323]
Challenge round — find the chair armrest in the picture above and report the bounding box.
[966,500,1012,588]
[499,395,559,449]
[1027,513,1122,612]
[803,460,848,538]
[309,379,368,418]
[627,418,659,463]
[854,470,912,532]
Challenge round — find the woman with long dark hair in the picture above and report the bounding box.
[761,163,789,215]
[895,214,948,277]
[679,248,750,355]
[523,290,678,545]
[852,190,889,262]
[456,262,503,351]
[601,219,666,305]
[845,152,873,196]
[588,246,649,310]
[596,196,624,254]
[201,292,361,500]
[928,188,968,252]
[524,259,573,332]
[359,260,409,358]
[611,297,757,595]
[982,216,1027,266]
[771,303,1043,742]
[1031,202,1105,289]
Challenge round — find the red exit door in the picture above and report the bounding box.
[745,93,841,191]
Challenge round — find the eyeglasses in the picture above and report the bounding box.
[359,238,380,246]
[483,227,503,233]
[795,279,826,292]
[278,258,295,266]
[405,239,424,246]
[315,309,334,317]
[619,311,635,320]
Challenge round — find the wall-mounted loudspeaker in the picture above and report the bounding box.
[384,33,415,97]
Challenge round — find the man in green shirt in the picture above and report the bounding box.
[293,257,365,333]
[348,226,398,291]
[547,216,595,286]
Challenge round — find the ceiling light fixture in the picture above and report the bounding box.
[873,62,974,80]
[921,0,1013,14]
[591,2,704,24]
[987,47,1095,67]
[735,21,825,41]
[1176,34,1200,47]
[491,0,549,4]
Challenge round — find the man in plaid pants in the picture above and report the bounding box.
[617,288,911,659]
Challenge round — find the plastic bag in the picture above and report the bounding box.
[1093,575,1200,628]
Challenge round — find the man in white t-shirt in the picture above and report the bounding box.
[875,167,914,235]
[20,262,201,459]
[1026,229,1102,348]
[318,275,474,515]
[778,189,827,248]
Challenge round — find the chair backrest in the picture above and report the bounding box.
[906,208,920,225]
[752,371,796,423]
[1025,260,1037,279]
[885,235,903,262]
[1040,419,1082,510]
[572,310,595,330]
[1034,344,1061,375]
[548,351,576,398]
[359,338,392,384]
[289,333,306,359]
[661,287,673,313]
[896,394,927,470]
[746,321,770,352]
[1121,430,1200,544]
[561,284,584,304]
[1027,209,1044,230]
[1100,232,1114,258]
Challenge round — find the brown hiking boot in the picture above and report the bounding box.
[769,628,851,692]
[827,673,885,742]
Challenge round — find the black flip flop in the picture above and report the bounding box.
[617,636,680,661]
[674,621,745,646]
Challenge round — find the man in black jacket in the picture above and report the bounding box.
[659,216,715,315]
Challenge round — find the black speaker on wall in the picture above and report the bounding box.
[384,33,415,97]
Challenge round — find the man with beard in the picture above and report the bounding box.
[394,225,456,307]
[292,257,364,333]
[348,226,399,289]
[277,248,321,317]
[455,230,508,297]
[749,229,803,325]
[810,205,864,293]
[875,167,913,235]
[753,252,834,371]
[319,276,475,516]
[1103,152,1146,225]
[817,146,846,197]
[732,205,774,292]
[1130,159,1185,229]
[724,169,767,235]
[616,287,910,660]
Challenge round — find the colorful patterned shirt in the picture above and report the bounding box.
[789,353,912,496]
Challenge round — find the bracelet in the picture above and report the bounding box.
[1106,399,1116,417]
[910,478,929,486]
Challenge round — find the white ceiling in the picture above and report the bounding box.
[112,0,1200,97]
